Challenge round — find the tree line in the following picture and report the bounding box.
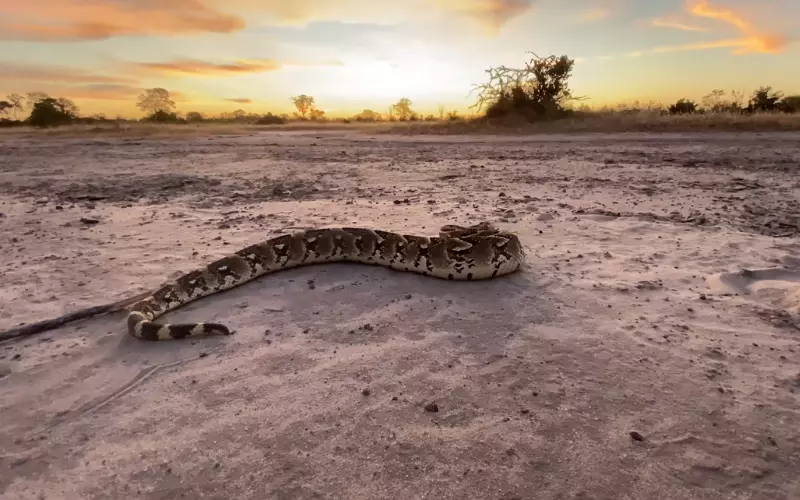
[1,53,798,128]
[0,88,460,128]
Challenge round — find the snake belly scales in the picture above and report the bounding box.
[126,222,525,341]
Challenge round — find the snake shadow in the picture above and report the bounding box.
[109,261,557,359]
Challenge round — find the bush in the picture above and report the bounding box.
[777,95,800,113]
[747,86,783,113]
[0,118,22,128]
[144,110,185,123]
[668,98,698,115]
[27,97,78,127]
[472,53,580,122]
[255,112,287,125]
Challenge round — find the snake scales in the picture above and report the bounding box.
[127,222,525,341]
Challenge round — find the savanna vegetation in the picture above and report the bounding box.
[1,52,798,133]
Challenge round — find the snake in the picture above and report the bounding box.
[125,222,526,341]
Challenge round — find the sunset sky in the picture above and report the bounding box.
[0,0,797,118]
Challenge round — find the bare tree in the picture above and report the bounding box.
[353,109,380,122]
[25,91,50,110]
[6,93,24,119]
[56,97,79,117]
[437,104,445,120]
[470,52,582,120]
[136,88,176,115]
[291,95,315,118]
[0,100,11,117]
[309,108,326,121]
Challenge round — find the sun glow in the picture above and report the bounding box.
[328,50,469,100]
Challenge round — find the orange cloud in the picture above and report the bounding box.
[64,84,145,101]
[686,0,789,53]
[223,0,535,33]
[0,0,244,41]
[225,98,253,104]
[0,0,536,41]
[449,0,533,31]
[0,62,138,84]
[577,8,611,23]
[133,59,282,76]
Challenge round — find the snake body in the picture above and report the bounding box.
[127,222,526,341]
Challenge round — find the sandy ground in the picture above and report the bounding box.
[0,130,799,500]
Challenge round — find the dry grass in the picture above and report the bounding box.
[384,110,800,134]
[0,120,396,138]
[1,110,799,138]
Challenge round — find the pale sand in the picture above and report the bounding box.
[0,131,798,500]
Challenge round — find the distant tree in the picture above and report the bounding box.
[255,112,287,125]
[747,86,783,112]
[778,95,800,113]
[28,97,79,128]
[668,98,697,115]
[437,104,446,120]
[25,91,50,110]
[144,110,183,123]
[309,107,326,121]
[5,93,24,119]
[56,97,79,117]
[185,111,204,122]
[701,89,726,112]
[291,94,315,118]
[353,109,380,122]
[471,52,580,121]
[447,110,461,121]
[0,100,11,116]
[136,88,176,115]
[391,97,414,120]
[231,109,246,120]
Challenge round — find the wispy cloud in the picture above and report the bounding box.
[130,58,343,77]
[642,0,791,55]
[0,62,138,85]
[577,8,612,23]
[446,0,534,32]
[686,0,789,54]
[0,0,537,42]
[133,59,282,76]
[650,17,709,32]
[225,98,253,104]
[0,0,244,42]
[64,84,145,101]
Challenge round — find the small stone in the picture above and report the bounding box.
[629,431,645,442]
[362,388,371,396]
[424,402,439,413]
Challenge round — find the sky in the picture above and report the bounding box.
[0,0,798,118]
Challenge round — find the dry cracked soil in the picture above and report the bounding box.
[0,130,798,500]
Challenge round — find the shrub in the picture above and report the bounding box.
[27,97,78,127]
[144,110,185,123]
[471,53,580,122]
[668,98,698,115]
[255,112,287,125]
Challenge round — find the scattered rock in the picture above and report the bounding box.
[424,402,439,413]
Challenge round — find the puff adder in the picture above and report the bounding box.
[127,222,526,341]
